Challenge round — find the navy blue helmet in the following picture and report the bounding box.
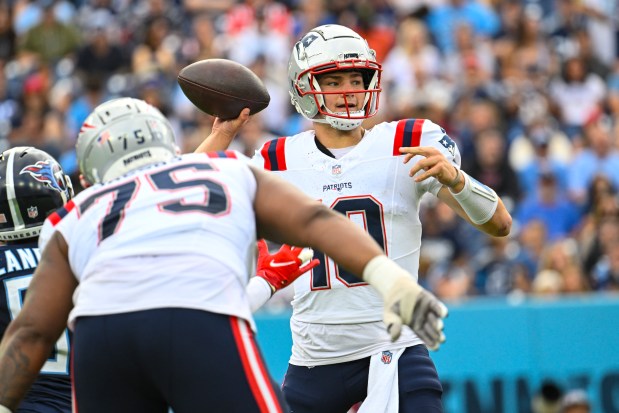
[0,147,73,241]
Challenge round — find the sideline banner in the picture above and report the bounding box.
[255,295,619,413]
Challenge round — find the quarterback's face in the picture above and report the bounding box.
[316,71,366,113]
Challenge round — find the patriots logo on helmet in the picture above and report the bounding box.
[301,33,318,49]
[20,160,67,193]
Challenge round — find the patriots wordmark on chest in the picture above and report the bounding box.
[322,182,352,192]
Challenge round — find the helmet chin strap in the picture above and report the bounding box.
[316,109,365,131]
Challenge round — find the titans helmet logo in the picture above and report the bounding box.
[20,160,67,193]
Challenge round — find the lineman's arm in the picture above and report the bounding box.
[0,232,77,412]
[193,108,250,154]
[250,166,447,348]
[399,146,512,237]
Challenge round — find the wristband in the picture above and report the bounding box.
[445,167,462,189]
[449,171,498,225]
[246,276,273,313]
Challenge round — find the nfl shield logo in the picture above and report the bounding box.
[381,350,393,364]
[27,206,38,219]
[331,164,342,175]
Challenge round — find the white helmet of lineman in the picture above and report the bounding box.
[288,24,382,131]
[76,97,179,185]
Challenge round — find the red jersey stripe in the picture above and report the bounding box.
[48,200,76,226]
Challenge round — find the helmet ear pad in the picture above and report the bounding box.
[0,146,73,241]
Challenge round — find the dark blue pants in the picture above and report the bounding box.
[282,344,442,413]
[72,308,287,413]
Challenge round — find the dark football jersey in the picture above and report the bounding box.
[0,241,71,412]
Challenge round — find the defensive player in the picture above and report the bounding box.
[0,146,74,413]
[0,98,447,413]
[198,25,513,413]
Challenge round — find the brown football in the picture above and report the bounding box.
[177,59,270,120]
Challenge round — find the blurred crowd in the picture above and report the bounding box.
[1,0,619,303]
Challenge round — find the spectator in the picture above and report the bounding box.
[590,239,619,291]
[562,263,590,294]
[567,111,619,206]
[65,73,106,144]
[18,0,80,65]
[464,128,521,212]
[451,99,503,158]
[426,0,500,54]
[515,219,550,282]
[548,56,606,141]
[559,389,591,413]
[515,169,581,242]
[74,9,129,81]
[444,21,495,84]
[228,113,275,158]
[532,269,564,296]
[381,17,442,114]
[180,12,223,63]
[0,2,15,64]
[532,380,563,413]
[509,118,572,197]
[471,235,524,296]
[131,15,177,82]
[221,0,293,67]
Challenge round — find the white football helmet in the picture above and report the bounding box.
[288,24,382,131]
[76,98,178,185]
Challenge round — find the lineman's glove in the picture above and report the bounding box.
[363,256,448,350]
[256,239,320,294]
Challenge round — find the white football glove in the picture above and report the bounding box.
[363,256,448,350]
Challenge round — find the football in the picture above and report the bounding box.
[177,59,270,120]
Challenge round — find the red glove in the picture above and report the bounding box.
[256,239,320,294]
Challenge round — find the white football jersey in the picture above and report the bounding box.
[39,152,259,330]
[252,119,461,365]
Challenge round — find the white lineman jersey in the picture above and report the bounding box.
[39,152,259,330]
[253,119,461,364]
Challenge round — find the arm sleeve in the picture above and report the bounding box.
[246,276,272,313]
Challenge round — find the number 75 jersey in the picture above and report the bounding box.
[39,153,259,330]
[252,119,461,325]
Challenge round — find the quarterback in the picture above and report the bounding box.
[200,25,512,413]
